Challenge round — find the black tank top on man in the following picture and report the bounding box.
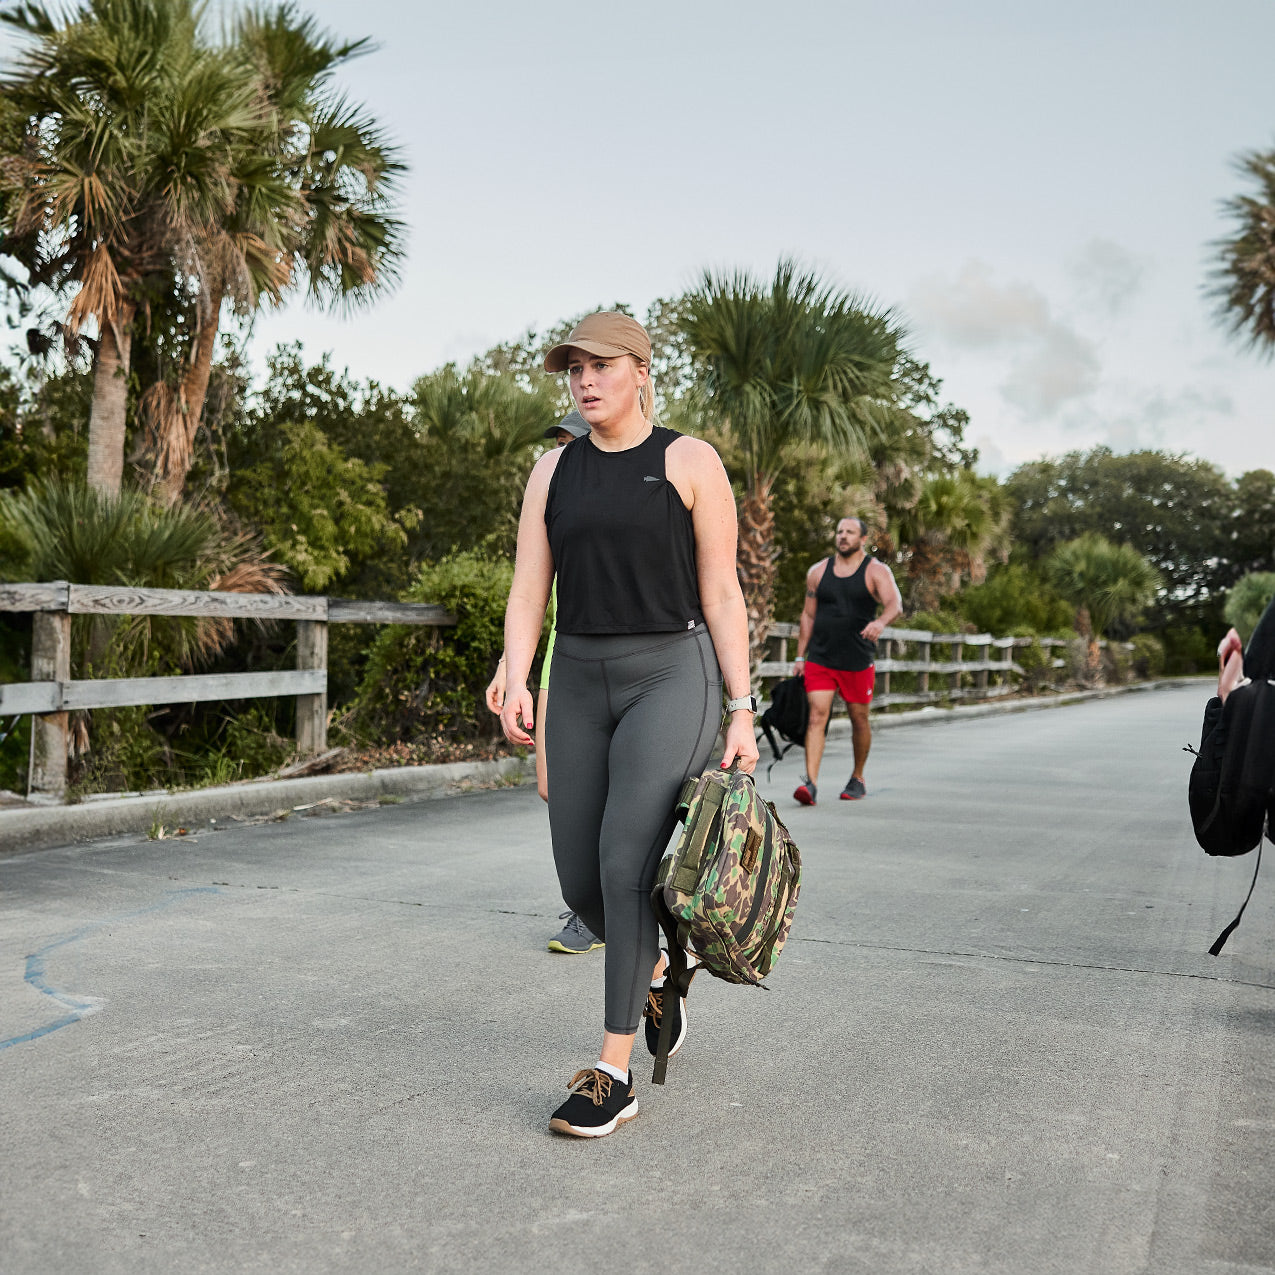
[546,425,704,635]
[806,556,878,672]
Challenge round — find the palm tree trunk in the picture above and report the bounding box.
[85,303,136,497]
[737,482,776,682]
[157,282,224,505]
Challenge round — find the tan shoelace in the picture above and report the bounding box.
[643,988,664,1027]
[566,1068,612,1106]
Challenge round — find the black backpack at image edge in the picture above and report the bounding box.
[1188,594,1275,954]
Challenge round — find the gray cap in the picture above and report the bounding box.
[544,410,589,440]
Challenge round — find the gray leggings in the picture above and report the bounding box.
[546,625,721,1034]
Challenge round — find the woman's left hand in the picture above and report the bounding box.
[720,712,760,774]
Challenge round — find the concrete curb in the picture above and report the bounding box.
[0,677,1206,856]
[0,754,535,856]
[824,675,1205,736]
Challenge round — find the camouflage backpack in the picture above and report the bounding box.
[649,764,802,1083]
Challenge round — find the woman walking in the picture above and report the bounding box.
[499,310,758,1138]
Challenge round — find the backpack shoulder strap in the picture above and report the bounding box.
[1209,838,1263,956]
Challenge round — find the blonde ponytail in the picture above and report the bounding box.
[638,366,656,422]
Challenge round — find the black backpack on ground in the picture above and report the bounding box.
[758,676,809,778]
[1188,594,1275,954]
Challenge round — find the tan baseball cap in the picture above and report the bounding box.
[543,311,652,373]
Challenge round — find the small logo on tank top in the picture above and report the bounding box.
[643,474,659,482]
[687,620,695,629]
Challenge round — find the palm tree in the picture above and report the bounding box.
[0,477,286,669]
[892,471,1010,612]
[0,0,404,502]
[1046,533,1161,675]
[1,0,262,496]
[1212,147,1275,353]
[147,4,405,503]
[683,260,905,673]
[413,365,559,460]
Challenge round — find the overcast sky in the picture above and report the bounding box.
[234,0,1273,477]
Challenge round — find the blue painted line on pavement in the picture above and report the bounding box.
[1,886,222,1053]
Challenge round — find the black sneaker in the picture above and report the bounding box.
[840,776,866,800]
[643,958,697,1058]
[793,777,817,806]
[548,1068,638,1138]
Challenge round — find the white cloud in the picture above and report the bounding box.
[1056,383,1237,455]
[1001,325,1101,417]
[909,260,1101,419]
[1067,239,1147,316]
[909,261,1052,349]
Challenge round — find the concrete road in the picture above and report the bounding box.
[1,683,1272,1275]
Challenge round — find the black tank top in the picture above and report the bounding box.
[546,425,704,635]
[806,556,877,671]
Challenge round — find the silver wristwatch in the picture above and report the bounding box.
[725,694,759,714]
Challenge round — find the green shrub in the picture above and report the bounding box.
[1161,626,1215,675]
[1128,633,1165,680]
[900,609,971,635]
[0,714,28,793]
[1103,642,1134,684]
[1223,572,1275,643]
[956,563,1073,635]
[1012,634,1053,691]
[68,705,169,798]
[347,550,516,747]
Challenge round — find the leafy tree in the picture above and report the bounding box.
[1211,147,1275,352]
[954,562,1073,636]
[227,419,414,594]
[683,259,904,671]
[1228,468,1275,579]
[228,343,416,511]
[1006,447,1232,625]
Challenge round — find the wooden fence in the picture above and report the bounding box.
[0,581,453,800]
[758,622,1078,709]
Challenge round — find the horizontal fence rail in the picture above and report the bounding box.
[759,622,1088,710]
[0,581,456,802]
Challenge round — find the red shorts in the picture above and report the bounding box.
[802,660,875,704]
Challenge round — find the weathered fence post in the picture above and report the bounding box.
[918,634,931,696]
[28,606,70,799]
[295,618,328,755]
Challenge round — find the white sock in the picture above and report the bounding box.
[596,1059,628,1083]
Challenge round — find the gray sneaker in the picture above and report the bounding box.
[548,911,605,954]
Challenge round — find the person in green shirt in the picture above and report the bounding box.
[485,412,603,955]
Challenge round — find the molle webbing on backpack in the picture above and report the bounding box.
[650,765,802,1085]
[670,780,725,894]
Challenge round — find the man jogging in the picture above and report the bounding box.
[792,517,902,805]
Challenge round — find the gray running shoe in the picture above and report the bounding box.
[548,911,605,954]
[840,776,867,800]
